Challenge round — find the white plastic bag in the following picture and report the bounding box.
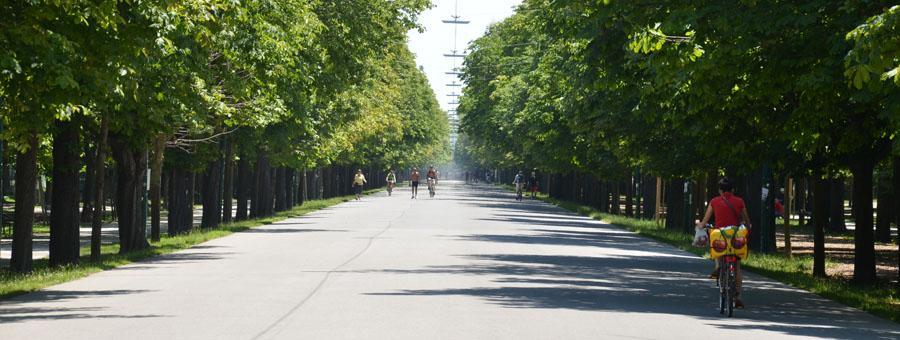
[692,227,708,247]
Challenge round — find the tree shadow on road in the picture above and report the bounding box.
[366,187,900,339]
[0,289,166,323]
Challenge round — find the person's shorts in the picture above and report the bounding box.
[531,184,538,192]
[411,181,419,188]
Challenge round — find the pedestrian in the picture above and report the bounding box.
[528,169,539,199]
[353,169,367,200]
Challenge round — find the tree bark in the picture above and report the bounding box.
[274,167,286,212]
[201,156,222,229]
[81,142,95,223]
[110,135,150,253]
[784,177,793,256]
[812,176,829,277]
[222,140,234,223]
[664,179,684,231]
[254,149,273,217]
[850,161,876,285]
[90,119,108,262]
[874,167,893,243]
[150,134,165,241]
[49,118,81,266]
[625,177,634,217]
[828,178,847,232]
[893,156,900,282]
[11,135,38,272]
[236,157,249,221]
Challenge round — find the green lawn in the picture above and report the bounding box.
[1,224,49,238]
[0,191,375,299]
[503,186,898,323]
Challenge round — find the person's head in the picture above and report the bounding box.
[413,167,418,172]
[429,165,434,170]
[357,169,362,174]
[389,169,394,173]
[718,177,734,193]
[518,170,523,175]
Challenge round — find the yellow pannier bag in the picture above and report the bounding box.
[709,225,749,260]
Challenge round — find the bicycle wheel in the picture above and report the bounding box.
[726,263,736,317]
[718,266,726,315]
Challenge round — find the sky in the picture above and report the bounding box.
[407,0,522,112]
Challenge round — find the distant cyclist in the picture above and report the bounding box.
[696,177,752,309]
[385,169,397,196]
[426,166,438,197]
[410,167,421,199]
[352,169,367,200]
[513,171,525,201]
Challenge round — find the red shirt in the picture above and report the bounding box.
[709,192,745,228]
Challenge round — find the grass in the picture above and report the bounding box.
[1,224,50,238]
[0,191,376,300]
[502,185,899,323]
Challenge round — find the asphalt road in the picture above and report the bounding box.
[1,182,897,339]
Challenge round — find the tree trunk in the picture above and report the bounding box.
[797,178,807,227]
[829,178,847,232]
[274,167,286,212]
[81,142,95,223]
[287,168,296,208]
[301,169,308,205]
[784,177,793,256]
[167,167,185,235]
[187,173,196,230]
[90,119,108,262]
[110,135,150,253]
[625,177,634,217]
[850,161,876,285]
[875,167,893,243]
[893,156,900,282]
[49,118,81,266]
[149,134,165,241]
[665,179,684,231]
[11,135,38,272]
[201,156,222,229]
[812,176,828,277]
[236,157,249,221]
[254,149,272,217]
[222,140,234,223]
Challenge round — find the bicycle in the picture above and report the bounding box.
[514,183,524,201]
[387,181,395,196]
[427,178,436,198]
[705,224,749,318]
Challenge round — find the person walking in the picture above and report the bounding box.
[352,169,367,200]
[410,167,421,199]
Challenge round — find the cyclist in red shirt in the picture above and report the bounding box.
[696,178,752,308]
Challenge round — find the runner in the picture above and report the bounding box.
[385,169,397,196]
[410,167,421,199]
[352,169,367,201]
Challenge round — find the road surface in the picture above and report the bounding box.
[1,182,897,339]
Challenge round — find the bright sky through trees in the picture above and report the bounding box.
[408,0,522,112]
